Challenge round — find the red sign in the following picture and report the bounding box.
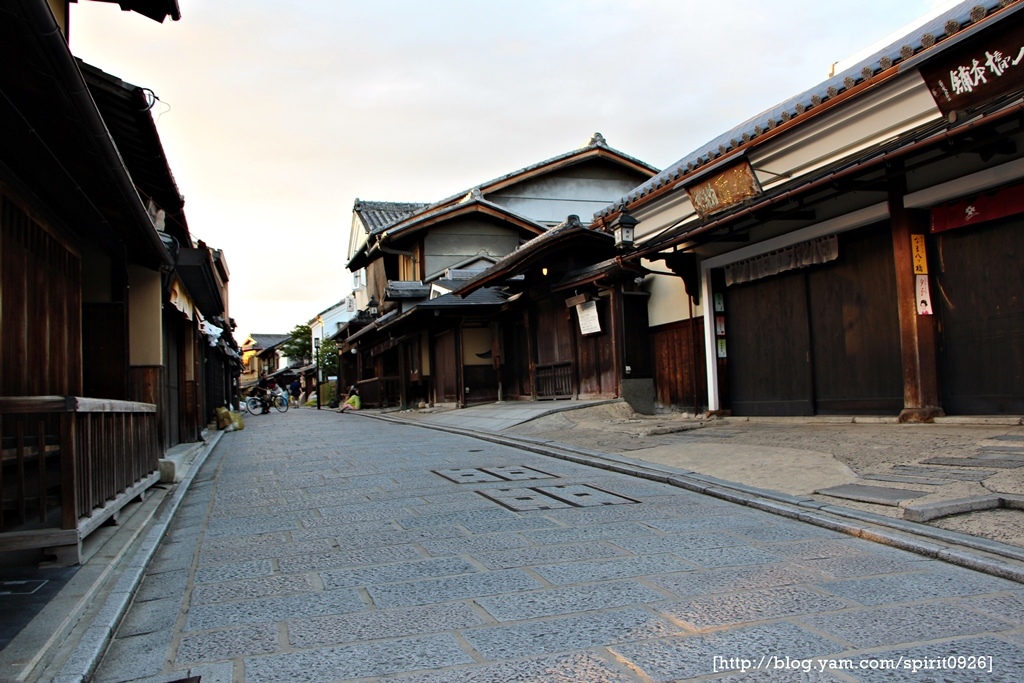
[930,179,1024,233]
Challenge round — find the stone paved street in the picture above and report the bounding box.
[93,409,1024,682]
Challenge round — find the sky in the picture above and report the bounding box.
[70,0,955,340]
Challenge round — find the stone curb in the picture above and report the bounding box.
[51,430,225,683]
[367,412,1024,584]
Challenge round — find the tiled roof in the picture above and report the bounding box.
[354,199,429,235]
[419,287,509,308]
[599,0,1014,219]
[245,333,290,350]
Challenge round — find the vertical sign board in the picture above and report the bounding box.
[920,18,1024,117]
[910,234,933,315]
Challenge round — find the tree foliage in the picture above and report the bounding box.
[318,338,339,376]
[278,324,312,366]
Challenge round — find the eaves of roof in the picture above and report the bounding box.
[80,60,189,244]
[348,198,546,271]
[354,199,430,235]
[75,0,181,22]
[454,215,613,297]
[1,1,172,269]
[598,0,1016,223]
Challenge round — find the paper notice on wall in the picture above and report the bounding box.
[916,275,933,315]
[576,300,602,335]
[717,338,727,358]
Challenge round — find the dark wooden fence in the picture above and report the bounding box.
[356,377,401,408]
[535,361,574,399]
[0,396,160,561]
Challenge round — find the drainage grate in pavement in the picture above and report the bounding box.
[433,468,508,483]
[532,484,639,507]
[433,465,556,484]
[476,488,575,511]
[479,465,556,481]
[816,484,928,506]
[0,580,47,595]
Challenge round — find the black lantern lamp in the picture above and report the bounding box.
[610,209,638,249]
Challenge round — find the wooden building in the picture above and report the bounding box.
[0,0,238,565]
[342,134,658,408]
[603,0,1024,419]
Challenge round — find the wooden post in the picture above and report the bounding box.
[889,175,943,422]
[60,412,77,530]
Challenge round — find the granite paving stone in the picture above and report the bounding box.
[189,574,316,605]
[665,545,783,569]
[649,564,826,597]
[611,622,844,682]
[134,568,189,603]
[800,601,1017,648]
[320,556,479,590]
[419,533,532,556]
[184,586,369,631]
[93,630,172,683]
[368,568,543,608]
[198,538,334,565]
[655,585,852,628]
[194,560,274,584]
[461,607,685,660]
[531,554,696,584]
[522,522,658,545]
[476,579,667,621]
[175,622,279,664]
[458,515,567,534]
[389,651,642,683]
[117,597,180,637]
[608,531,749,554]
[287,601,485,647]
[817,565,1022,606]
[473,541,631,569]
[243,634,476,682]
[850,636,1024,682]
[277,544,424,573]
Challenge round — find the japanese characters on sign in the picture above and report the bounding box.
[576,300,602,335]
[684,160,762,217]
[911,234,928,274]
[916,275,934,316]
[920,18,1024,116]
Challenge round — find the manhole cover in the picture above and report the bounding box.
[479,465,555,481]
[434,466,556,483]
[433,468,507,483]
[532,484,638,507]
[477,488,574,511]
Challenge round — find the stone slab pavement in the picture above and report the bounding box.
[89,407,1024,682]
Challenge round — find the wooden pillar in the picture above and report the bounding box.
[889,175,943,422]
[526,308,537,400]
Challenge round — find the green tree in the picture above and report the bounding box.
[278,324,312,366]
[318,338,339,376]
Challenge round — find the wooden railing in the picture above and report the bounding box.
[356,377,401,408]
[536,362,574,399]
[0,396,160,560]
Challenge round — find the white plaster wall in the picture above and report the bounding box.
[127,265,162,366]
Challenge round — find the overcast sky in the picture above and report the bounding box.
[70,0,952,339]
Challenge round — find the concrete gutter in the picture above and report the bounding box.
[368,412,1024,584]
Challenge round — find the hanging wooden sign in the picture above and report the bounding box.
[684,160,762,217]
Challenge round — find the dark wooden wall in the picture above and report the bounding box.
[433,331,458,402]
[576,297,616,398]
[935,215,1024,414]
[1,191,81,396]
[651,318,707,412]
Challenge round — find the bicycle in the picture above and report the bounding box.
[245,388,288,414]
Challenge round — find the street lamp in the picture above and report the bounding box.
[610,209,638,250]
[314,337,321,410]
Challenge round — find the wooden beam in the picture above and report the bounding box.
[889,175,943,422]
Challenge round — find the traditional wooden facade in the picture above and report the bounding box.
[0,0,237,565]
[603,0,1024,419]
[343,135,657,408]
